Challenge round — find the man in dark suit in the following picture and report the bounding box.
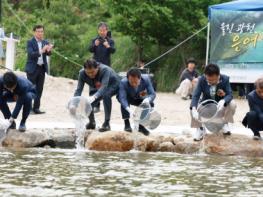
[0,72,36,131]
[242,77,263,140]
[118,68,156,136]
[25,25,53,114]
[190,64,236,141]
[74,59,120,132]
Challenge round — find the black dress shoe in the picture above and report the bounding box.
[33,109,45,114]
[99,122,111,132]
[124,125,132,132]
[138,125,150,136]
[124,119,132,132]
[8,121,16,130]
[86,121,96,130]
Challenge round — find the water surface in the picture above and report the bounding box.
[0,148,262,196]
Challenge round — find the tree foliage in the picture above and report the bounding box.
[2,0,228,91]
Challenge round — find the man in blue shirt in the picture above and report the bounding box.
[74,59,120,132]
[190,64,236,141]
[118,68,156,136]
[0,72,36,131]
[242,77,263,140]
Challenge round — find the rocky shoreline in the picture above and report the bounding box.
[1,129,263,157]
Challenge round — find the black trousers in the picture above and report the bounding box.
[243,111,263,135]
[27,66,45,110]
[89,85,118,123]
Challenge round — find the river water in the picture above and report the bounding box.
[0,148,262,197]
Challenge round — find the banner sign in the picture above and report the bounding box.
[210,9,263,83]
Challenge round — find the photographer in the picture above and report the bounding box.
[89,22,115,67]
[88,22,116,112]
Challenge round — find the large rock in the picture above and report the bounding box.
[1,128,80,148]
[204,133,263,157]
[86,131,134,151]
[85,130,263,157]
[2,129,51,148]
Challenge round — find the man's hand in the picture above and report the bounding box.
[95,39,100,46]
[103,40,110,48]
[87,96,96,104]
[191,107,199,121]
[46,44,53,52]
[217,99,225,111]
[41,45,49,53]
[217,89,226,97]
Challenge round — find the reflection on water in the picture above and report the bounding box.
[0,148,262,196]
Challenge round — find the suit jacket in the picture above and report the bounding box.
[0,76,36,118]
[118,75,156,109]
[74,64,120,98]
[190,74,233,108]
[25,37,51,74]
[247,90,263,114]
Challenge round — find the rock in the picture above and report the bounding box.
[47,128,76,148]
[2,129,51,148]
[2,128,263,158]
[158,141,175,152]
[173,136,202,154]
[1,128,81,148]
[86,130,134,151]
[204,133,263,157]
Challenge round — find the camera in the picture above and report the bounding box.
[98,36,106,43]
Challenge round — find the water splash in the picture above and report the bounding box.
[73,116,88,149]
[67,96,92,150]
[132,120,142,151]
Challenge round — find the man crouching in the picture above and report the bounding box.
[118,68,156,136]
[0,72,36,131]
[74,59,120,132]
[190,64,236,141]
[242,77,263,140]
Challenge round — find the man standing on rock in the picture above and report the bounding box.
[242,77,263,140]
[118,68,156,136]
[74,59,120,132]
[190,64,236,141]
[25,25,53,114]
[0,72,36,132]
